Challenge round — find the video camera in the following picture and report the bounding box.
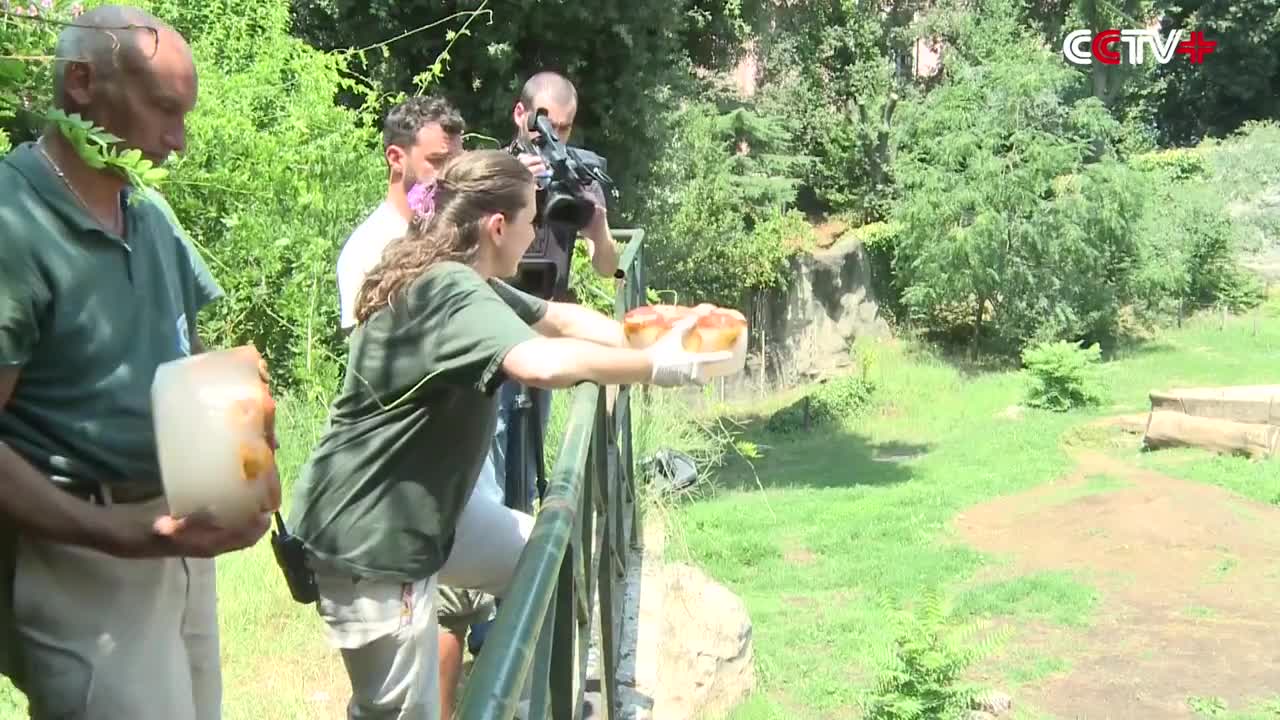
[509,108,618,299]
[515,109,616,230]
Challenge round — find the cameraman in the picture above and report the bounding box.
[510,71,619,285]
[496,70,620,501]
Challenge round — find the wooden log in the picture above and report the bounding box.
[1143,410,1280,459]
[1149,387,1280,426]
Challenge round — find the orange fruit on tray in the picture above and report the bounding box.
[622,304,747,352]
[684,307,747,353]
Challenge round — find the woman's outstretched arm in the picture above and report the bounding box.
[533,301,627,348]
[503,316,729,390]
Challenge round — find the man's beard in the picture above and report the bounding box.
[402,172,418,193]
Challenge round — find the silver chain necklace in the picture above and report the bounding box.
[36,137,124,237]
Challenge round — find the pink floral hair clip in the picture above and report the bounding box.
[407,180,438,219]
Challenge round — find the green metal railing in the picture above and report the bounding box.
[457,229,647,720]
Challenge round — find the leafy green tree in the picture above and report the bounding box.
[125,0,389,392]
[751,0,921,219]
[889,1,1149,353]
[643,99,813,307]
[287,0,748,222]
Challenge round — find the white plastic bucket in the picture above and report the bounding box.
[699,324,748,380]
[623,305,748,380]
[151,347,277,527]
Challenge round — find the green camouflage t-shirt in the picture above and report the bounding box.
[288,261,547,582]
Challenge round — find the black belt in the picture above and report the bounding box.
[51,476,162,506]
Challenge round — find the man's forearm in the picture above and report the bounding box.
[537,302,627,348]
[0,441,124,552]
[586,230,620,277]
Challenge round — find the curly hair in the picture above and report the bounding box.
[382,95,465,153]
[353,150,533,324]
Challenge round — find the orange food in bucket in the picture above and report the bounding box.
[238,439,273,483]
[153,344,283,524]
[682,308,746,353]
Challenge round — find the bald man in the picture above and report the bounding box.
[494,71,620,504]
[0,6,272,719]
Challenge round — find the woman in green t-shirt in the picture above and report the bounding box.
[285,149,727,720]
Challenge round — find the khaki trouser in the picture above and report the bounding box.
[313,562,441,720]
[435,585,493,638]
[435,456,533,640]
[7,498,221,720]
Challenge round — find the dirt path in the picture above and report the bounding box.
[955,443,1280,719]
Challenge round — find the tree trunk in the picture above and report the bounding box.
[1144,411,1280,459]
[971,296,985,356]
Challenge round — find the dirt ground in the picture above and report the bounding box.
[955,437,1280,719]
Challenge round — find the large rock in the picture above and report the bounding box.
[743,235,891,388]
[650,563,755,720]
[615,521,754,720]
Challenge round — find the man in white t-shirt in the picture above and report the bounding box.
[336,95,464,332]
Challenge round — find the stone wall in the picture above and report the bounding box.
[734,234,892,394]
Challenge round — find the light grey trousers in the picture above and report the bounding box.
[315,566,441,720]
[10,497,221,720]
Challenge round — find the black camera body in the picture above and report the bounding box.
[516,110,615,229]
[509,109,616,299]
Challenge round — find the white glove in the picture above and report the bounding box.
[645,314,734,387]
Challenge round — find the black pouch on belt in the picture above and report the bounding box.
[269,512,318,605]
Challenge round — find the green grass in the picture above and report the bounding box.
[1186,694,1280,719]
[953,570,1099,628]
[669,307,1280,720]
[672,341,1083,717]
[1036,473,1130,507]
[1185,604,1218,619]
[1004,653,1071,685]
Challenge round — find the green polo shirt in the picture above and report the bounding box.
[288,261,547,583]
[0,142,223,491]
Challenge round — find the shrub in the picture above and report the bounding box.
[1129,147,1209,182]
[567,241,618,316]
[0,0,67,154]
[766,374,876,434]
[1020,340,1105,412]
[1130,173,1260,320]
[862,591,1003,720]
[1201,121,1280,258]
